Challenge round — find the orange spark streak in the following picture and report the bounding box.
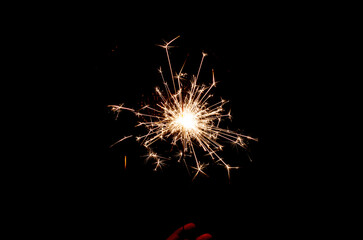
[124,155,127,169]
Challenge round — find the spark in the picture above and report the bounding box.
[109,135,133,148]
[191,163,209,181]
[109,36,257,181]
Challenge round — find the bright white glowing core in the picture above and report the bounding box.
[175,112,197,130]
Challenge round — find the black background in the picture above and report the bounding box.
[50,6,344,239]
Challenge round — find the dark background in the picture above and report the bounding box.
[53,6,343,239]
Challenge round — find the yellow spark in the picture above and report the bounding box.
[109,36,257,181]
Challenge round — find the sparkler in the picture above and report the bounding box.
[109,36,257,181]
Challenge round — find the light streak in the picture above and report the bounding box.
[124,155,127,169]
[109,135,133,148]
[109,36,257,181]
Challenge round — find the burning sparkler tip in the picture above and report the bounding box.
[108,35,257,181]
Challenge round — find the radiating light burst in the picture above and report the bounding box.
[109,36,257,181]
